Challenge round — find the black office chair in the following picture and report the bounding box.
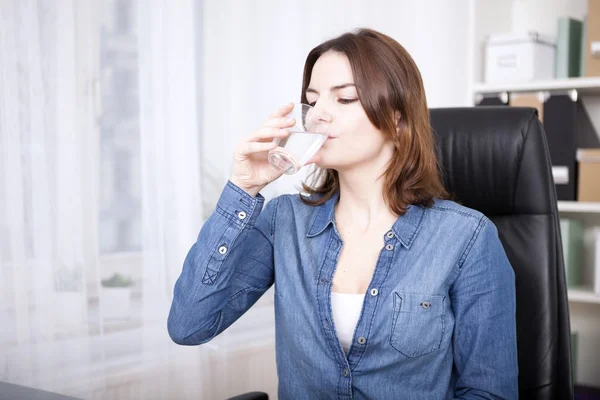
[227,392,269,400]
[431,107,573,399]
[230,107,574,400]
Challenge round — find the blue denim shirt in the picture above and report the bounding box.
[168,181,518,400]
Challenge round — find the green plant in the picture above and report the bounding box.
[101,273,133,288]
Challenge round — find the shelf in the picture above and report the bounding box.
[568,288,600,304]
[473,77,600,96]
[558,201,600,213]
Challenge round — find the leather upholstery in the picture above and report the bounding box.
[226,392,269,400]
[430,107,573,400]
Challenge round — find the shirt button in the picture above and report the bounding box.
[357,337,366,345]
[386,231,394,239]
[385,244,394,251]
[370,288,379,296]
[343,368,349,377]
[421,301,431,309]
[218,245,228,255]
[238,211,247,220]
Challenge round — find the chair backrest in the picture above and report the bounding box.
[430,107,573,400]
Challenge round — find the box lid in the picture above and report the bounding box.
[577,148,600,162]
[487,31,556,46]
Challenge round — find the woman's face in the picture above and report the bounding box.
[305,51,393,171]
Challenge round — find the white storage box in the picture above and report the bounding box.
[485,32,556,83]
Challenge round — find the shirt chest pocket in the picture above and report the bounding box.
[390,292,446,358]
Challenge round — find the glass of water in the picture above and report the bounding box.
[268,103,330,175]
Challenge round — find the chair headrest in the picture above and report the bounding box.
[430,107,557,216]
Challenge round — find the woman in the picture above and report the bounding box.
[168,28,518,399]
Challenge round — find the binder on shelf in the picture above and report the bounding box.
[560,218,584,288]
[542,95,599,201]
[595,228,600,295]
[577,149,600,202]
[571,331,579,381]
[580,16,587,77]
[509,92,544,120]
[475,93,508,106]
[556,17,583,78]
[584,0,600,76]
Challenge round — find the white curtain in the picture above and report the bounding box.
[2,0,218,398]
[0,0,101,393]
[1,0,470,399]
[0,0,280,396]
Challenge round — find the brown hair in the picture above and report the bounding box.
[300,28,449,216]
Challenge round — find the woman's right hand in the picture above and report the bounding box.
[229,103,296,197]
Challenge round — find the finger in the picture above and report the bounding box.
[263,117,296,128]
[248,127,290,142]
[237,141,278,156]
[268,102,294,119]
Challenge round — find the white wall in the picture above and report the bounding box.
[200,0,471,201]
[511,0,587,36]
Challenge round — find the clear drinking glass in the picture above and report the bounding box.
[268,103,329,175]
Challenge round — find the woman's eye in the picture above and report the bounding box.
[307,98,357,107]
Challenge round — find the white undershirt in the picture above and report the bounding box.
[330,292,366,353]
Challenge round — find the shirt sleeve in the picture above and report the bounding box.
[451,216,519,400]
[167,180,278,345]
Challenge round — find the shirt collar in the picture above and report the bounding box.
[306,191,426,249]
[306,191,339,238]
[390,204,426,248]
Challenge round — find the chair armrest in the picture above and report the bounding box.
[226,392,269,400]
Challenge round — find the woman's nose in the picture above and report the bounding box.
[310,104,333,123]
[305,104,332,134]
[315,111,333,124]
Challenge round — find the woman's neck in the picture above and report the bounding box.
[334,158,397,234]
